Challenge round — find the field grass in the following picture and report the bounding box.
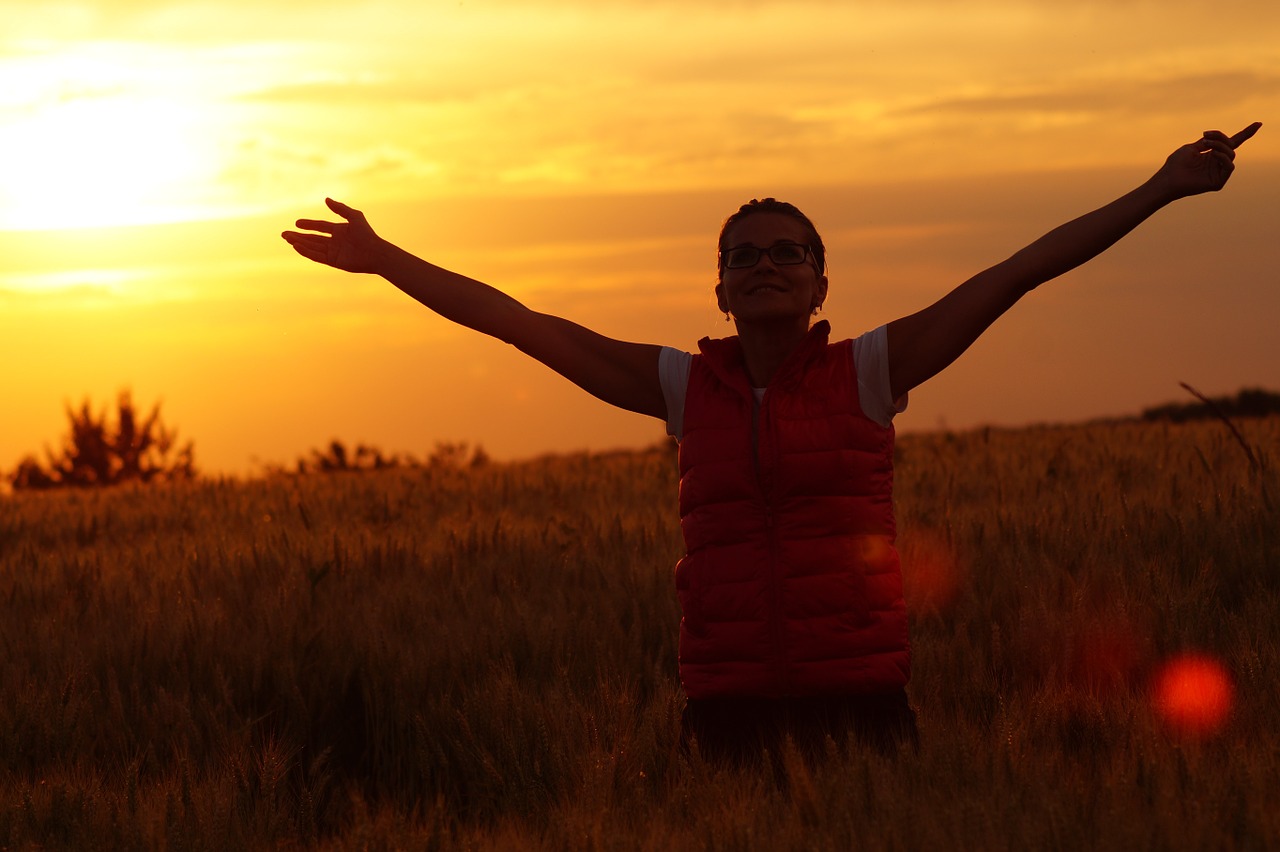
[2,416,1278,850]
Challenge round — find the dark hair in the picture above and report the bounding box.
[717,198,827,280]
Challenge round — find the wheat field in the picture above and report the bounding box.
[2,416,1278,850]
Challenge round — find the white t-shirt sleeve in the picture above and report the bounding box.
[852,324,908,429]
[657,327,906,440]
[659,346,692,439]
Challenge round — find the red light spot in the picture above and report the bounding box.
[900,530,962,613]
[1152,654,1234,736]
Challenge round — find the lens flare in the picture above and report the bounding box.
[1152,653,1234,736]
[900,530,962,613]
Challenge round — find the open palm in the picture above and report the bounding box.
[281,198,385,274]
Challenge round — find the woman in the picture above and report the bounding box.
[282,123,1261,766]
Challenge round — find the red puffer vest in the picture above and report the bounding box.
[675,321,910,699]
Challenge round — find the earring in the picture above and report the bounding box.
[724,312,731,322]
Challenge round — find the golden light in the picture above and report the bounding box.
[0,47,225,231]
[1152,653,1234,736]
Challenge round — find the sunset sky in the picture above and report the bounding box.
[3,0,1277,476]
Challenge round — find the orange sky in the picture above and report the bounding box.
[2,1,1278,476]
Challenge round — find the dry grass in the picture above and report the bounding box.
[2,417,1278,850]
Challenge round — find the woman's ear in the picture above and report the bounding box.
[715,282,728,314]
[812,274,828,311]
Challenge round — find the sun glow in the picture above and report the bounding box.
[1,46,228,231]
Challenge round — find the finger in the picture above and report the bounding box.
[326,197,366,222]
[1227,121,1262,149]
[1198,138,1236,160]
[293,218,341,234]
[281,231,325,249]
[1206,150,1235,186]
[287,242,328,263]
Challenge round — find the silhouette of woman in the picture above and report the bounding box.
[283,122,1261,768]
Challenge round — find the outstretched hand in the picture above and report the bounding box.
[1156,122,1262,199]
[281,198,385,273]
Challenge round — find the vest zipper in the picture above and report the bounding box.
[757,392,790,696]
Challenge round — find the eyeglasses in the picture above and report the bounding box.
[720,242,813,269]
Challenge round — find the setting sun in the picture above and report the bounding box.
[1,46,226,231]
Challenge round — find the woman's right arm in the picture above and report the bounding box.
[282,199,667,420]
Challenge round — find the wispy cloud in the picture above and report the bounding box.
[899,71,1279,120]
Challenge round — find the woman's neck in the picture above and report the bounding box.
[734,319,811,387]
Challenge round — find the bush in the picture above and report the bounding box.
[9,390,196,490]
[285,439,488,475]
[1141,387,1280,423]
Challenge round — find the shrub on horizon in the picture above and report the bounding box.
[8,390,196,490]
[1141,386,1280,423]
[286,439,489,475]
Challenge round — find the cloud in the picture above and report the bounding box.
[899,70,1280,120]
[242,77,493,108]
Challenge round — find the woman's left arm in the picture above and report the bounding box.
[886,122,1261,400]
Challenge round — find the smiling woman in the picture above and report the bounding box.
[0,48,224,231]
